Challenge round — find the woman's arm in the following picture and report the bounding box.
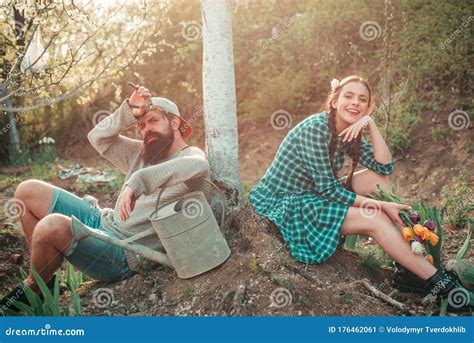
[367,118,392,164]
[339,116,394,174]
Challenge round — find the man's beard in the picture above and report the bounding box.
[141,129,175,165]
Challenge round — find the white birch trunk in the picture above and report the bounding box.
[201,0,242,210]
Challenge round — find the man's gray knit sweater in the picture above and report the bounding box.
[84,100,210,271]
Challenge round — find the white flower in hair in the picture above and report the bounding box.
[330,78,340,91]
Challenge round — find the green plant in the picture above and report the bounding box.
[430,127,448,143]
[34,144,57,165]
[441,170,474,230]
[0,161,57,188]
[11,147,33,166]
[104,166,126,190]
[242,181,252,202]
[249,256,260,274]
[183,284,194,300]
[370,186,415,226]
[5,265,81,316]
[455,226,471,261]
[0,229,13,236]
[360,246,386,278]
[343,235,358,251]
[24,163,56,181]
[371,187,444,267]
[65,262,83,293]
[387,128,411,152]
[444,226,474,290]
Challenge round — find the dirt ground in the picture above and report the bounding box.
[0,107,472,316]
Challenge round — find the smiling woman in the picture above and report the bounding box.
[248,73,473,311]
[248,74,461,301]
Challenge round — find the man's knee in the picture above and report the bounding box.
[32,214,72,249]
[14,179,54,218]
[14,179,48,200]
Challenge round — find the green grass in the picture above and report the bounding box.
[0,162,57,190]
[431,127,449,143]
[0,158,126,195]
[5,263,82,316]
[242,180,253,202]
[358,245,389,278]
[183,284,194,300]
[441,170,474,230]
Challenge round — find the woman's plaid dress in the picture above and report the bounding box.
[249,112,394,264]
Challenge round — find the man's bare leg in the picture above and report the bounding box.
[13,179,55,249]
[27,213,73,292]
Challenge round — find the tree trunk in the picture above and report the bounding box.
[1,91,21,161]
[201,0,242,211]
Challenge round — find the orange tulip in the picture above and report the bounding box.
[429,231,439,246]
[413,224,425,237]
[420,227,432,241]
[425,255,434,265]
[402,227,414,241]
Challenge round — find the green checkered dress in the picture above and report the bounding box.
[249,112,394,264]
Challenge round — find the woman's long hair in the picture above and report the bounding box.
[323,75,374,190]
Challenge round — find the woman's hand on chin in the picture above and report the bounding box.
[338,115,372,142]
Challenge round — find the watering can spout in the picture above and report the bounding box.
[70,216,173,268]
[71,216,100,241]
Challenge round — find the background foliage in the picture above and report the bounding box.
[0,0,472,163]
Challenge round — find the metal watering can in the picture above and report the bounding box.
[72,179,231,279]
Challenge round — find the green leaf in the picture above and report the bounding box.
[4,307,25,316]
[19,268,29,280]
[424,301,435,316]
[30,266,53,309]
[66,262,77,290]
[455,224,472,261]
[344,235,358,250]
[7,300,34,316]
[14,277,42,311]
[71,291,82,316]
[51,273,61,316]
[439,298,448,316]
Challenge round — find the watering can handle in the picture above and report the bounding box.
[153,178,226,229]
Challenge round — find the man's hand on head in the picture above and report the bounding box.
[128,85,152,118]
[119,185,137,221]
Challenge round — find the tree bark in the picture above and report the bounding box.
[201,0,242,211]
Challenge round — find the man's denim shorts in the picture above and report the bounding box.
[47,187,134,282]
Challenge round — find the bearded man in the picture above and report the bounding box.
[1,85,209,313]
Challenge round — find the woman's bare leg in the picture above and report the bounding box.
[341,207,436,280]
[350,168,391,196]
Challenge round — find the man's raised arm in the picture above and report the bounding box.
[87,101,142,174]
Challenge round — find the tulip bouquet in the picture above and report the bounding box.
[371,187,442,266]
[371,187,474,294]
